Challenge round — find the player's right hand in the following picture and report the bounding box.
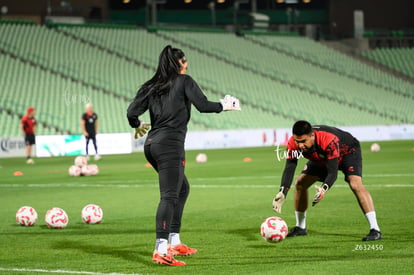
[312,183,329,206]
[272,192,285,213]
[84,132,89,137]
[134,122,151,139]
[220,95,241,111]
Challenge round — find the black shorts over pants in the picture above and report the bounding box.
[302,146,362,183]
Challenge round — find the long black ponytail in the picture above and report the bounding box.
[136,45,186,99]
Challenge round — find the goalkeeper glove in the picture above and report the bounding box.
[312,183,329,206]
[220,95,241,111]
[134,122,151,139]
[272,187,288,213]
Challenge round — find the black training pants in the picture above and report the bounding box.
[85,135,97,155]
[144,143,190,240]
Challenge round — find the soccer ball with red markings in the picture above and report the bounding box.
[80,165,93,176]
[260,216,288,242]
[87,164,99,176]
[68,165,81,176]
[74,156,87,167]
[81,204,103,224]
[45,208,69,229]
[16,206,38,226]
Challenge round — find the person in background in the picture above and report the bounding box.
[20,107,36,164]
[81,103,100,160]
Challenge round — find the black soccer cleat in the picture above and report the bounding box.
[287,226,308,237]
[362,229,382,241]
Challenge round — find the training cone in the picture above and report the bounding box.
[14,171,23,176]
[243,157,252,162]
[145,163,152,167]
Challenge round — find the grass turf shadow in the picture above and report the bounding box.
[51,239,154,267]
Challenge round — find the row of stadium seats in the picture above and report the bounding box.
[0,24,299,135]
[362,48,414,78]
[156,31,413,123]
[245,34,414,97]
[1,23,413,137]
[0,52,137,136]
[0,24,149,99]
[55,26,411,125]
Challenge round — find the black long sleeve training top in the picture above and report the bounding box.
[127,74,223,145]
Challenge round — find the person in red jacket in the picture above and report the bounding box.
[20,107,37,164]
[273,120,381,241]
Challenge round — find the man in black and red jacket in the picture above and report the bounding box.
[273,120,381,241]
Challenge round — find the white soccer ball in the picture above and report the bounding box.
[81,165,93,176]
[260,216,288,243]
[45,207,69,229]
[370,143,381,153]
[196,153,208,163]
[74,156,88,167]
[68,165,81,176]
[16,206,38,226]
[81,204,103,224]
[87,164,99,176]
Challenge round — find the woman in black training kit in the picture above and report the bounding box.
[127,45,240,266]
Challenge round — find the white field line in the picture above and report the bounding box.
[0,181,413,189]
[1,172,413,188]
[0,267,142,275]
[0,174,413,189]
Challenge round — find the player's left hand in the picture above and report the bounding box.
[134,122,151,139]
[220,95,241,111]
[312,183,329,206]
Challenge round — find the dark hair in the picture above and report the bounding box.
[292,120,313,136]
[136,45,186,98]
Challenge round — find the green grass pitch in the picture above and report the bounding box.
[0,140,413,274]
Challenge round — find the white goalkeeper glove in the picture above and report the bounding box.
[312,183,329,206]
[220,95,241,111]
[272,187,287,213]
[134,122,151,139]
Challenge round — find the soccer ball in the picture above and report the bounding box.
[16,206,38,226]
[45,207,69,229]
[370,143,381,152]
[74,156,87,167]
[81,165,92,176]
[88,164,99,176]
[196,153,207,163]
[81,204,103,224]
[260,216,288,242]
[68,165,81,176]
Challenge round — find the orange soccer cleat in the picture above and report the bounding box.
[168,244,198,256]
[152,251,186,266]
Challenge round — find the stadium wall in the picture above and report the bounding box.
[182,124,414,151]
[329,0,414,38]
[0,0,108,22]
[0,137,29,158]
[2,125,413,158]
